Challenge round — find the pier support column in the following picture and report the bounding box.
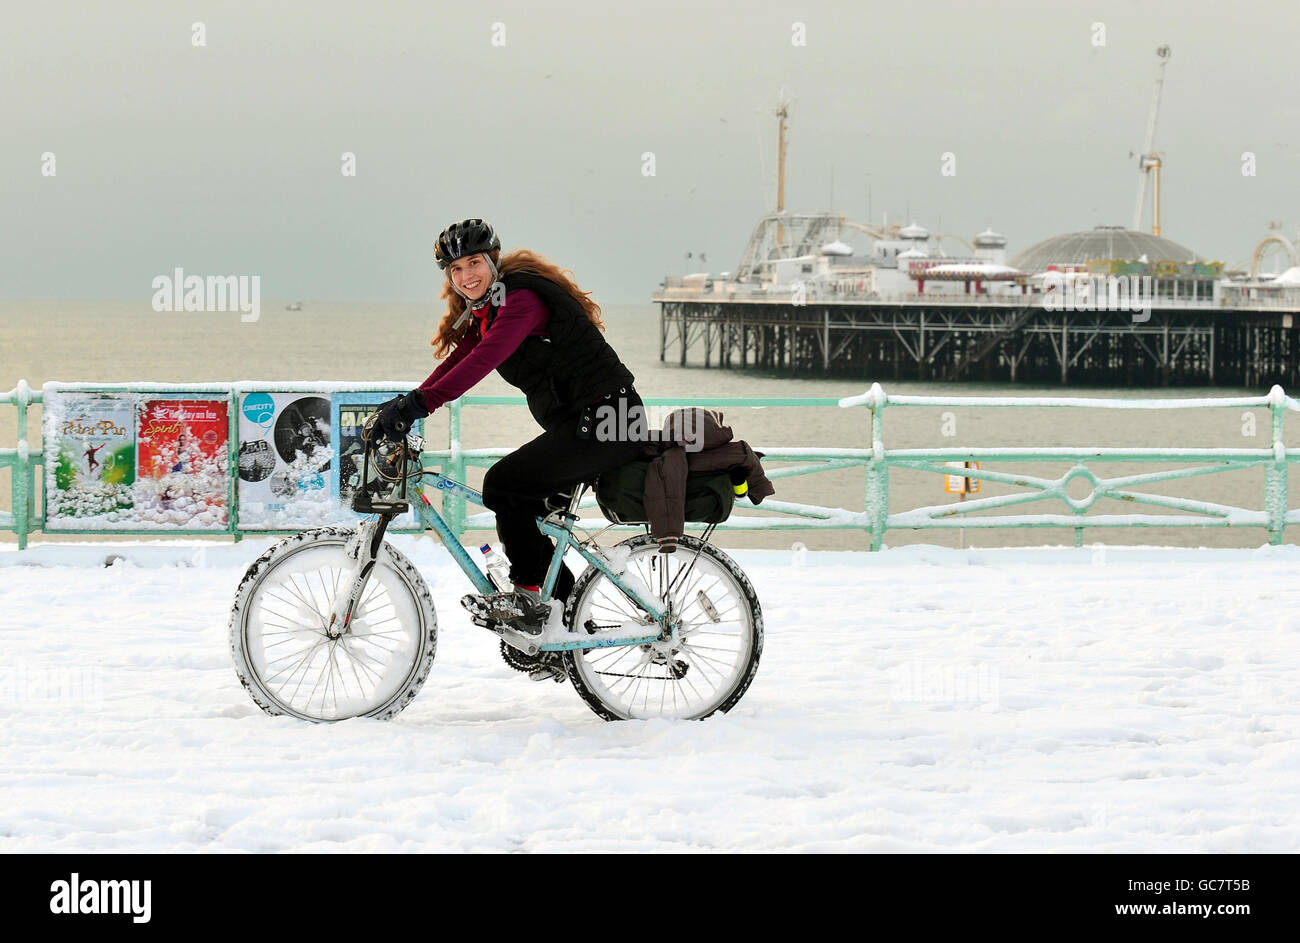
[1162,322,1170,386]
[918,310,927,381]
[823,308,830,372]
[1060,320,1069,384]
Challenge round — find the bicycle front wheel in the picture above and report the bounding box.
[229,526,437,722]
[563,535,763,721]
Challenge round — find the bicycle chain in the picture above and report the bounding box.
[594,657,690,681]
[499,639,559,673]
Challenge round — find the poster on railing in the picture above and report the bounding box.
[42,390,234,531]
[135,398,229,527]
[236,392,340,530]
[43,393,137,526]
[330,393,422,530]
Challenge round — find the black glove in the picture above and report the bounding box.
[376,391,430,442]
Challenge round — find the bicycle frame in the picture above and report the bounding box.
[410,471,670,653]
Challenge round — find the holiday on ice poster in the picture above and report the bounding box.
[135,398,229,527]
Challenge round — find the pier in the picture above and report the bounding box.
[655,294,1300,387]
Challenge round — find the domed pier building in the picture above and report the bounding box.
[655,213,1300,386]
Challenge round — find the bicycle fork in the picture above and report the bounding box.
[326,514,392,639]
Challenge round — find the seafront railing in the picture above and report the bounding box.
[839,383,1297,550]
[3,380,1300,551]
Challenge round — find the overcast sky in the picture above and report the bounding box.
[2,0,1296,303]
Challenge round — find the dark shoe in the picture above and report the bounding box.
[460,586,551,636]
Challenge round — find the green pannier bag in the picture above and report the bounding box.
[595,460,735,525]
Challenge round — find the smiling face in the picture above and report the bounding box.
[448,253,491,301]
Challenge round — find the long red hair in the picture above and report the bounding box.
[430,248,605,358]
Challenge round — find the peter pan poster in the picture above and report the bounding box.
[44,393,136,525]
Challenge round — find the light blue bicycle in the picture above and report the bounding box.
[229,419,763,722]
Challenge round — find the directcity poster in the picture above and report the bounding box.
[236,392,334,530]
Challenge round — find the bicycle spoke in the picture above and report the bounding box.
[258,625,320,641]
[680,643,733,672]
[344,646,386,686]
[349,630,402,650]
[263,645,319,672]
[288,571,322,618]
[315,569,335,617]
[303,643,333,712]
[327,642,346,712]
[677,641,738,654]
[277,576,323,621]
[679,646,726,686]
[589,647,641,674]
[677,662,707,703]
[343,647,371,697]
[262,587,325,626]
[274,637,326,694]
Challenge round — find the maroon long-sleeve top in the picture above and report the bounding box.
[414,288,549,413]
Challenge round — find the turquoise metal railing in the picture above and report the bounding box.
[0,381,38,550]
[5,381,1300,550]
[839,383,1297,549]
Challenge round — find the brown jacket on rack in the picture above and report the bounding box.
[642,408,775,552]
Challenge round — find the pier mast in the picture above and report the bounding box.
[775,94,790,247]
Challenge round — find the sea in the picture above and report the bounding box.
[3,300,1296,550]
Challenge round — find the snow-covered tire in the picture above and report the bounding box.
[229,526,437,722]
[562,535,762,721]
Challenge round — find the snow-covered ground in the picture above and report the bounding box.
[2,537,1298,853]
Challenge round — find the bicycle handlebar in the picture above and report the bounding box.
[350,413,426,513]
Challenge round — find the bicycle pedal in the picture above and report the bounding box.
[460,593,493,618]
[527,665,566,683]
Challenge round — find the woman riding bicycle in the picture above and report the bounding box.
[375,218,646,635]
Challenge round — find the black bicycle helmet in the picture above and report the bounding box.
[435,218,501,269]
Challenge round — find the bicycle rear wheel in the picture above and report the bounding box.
[562,535,762,720]
[229,526,437,722]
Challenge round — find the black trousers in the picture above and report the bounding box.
[482,389,647,593]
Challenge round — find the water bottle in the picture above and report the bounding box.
[728,469,750,501]
[480,544,511,592]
